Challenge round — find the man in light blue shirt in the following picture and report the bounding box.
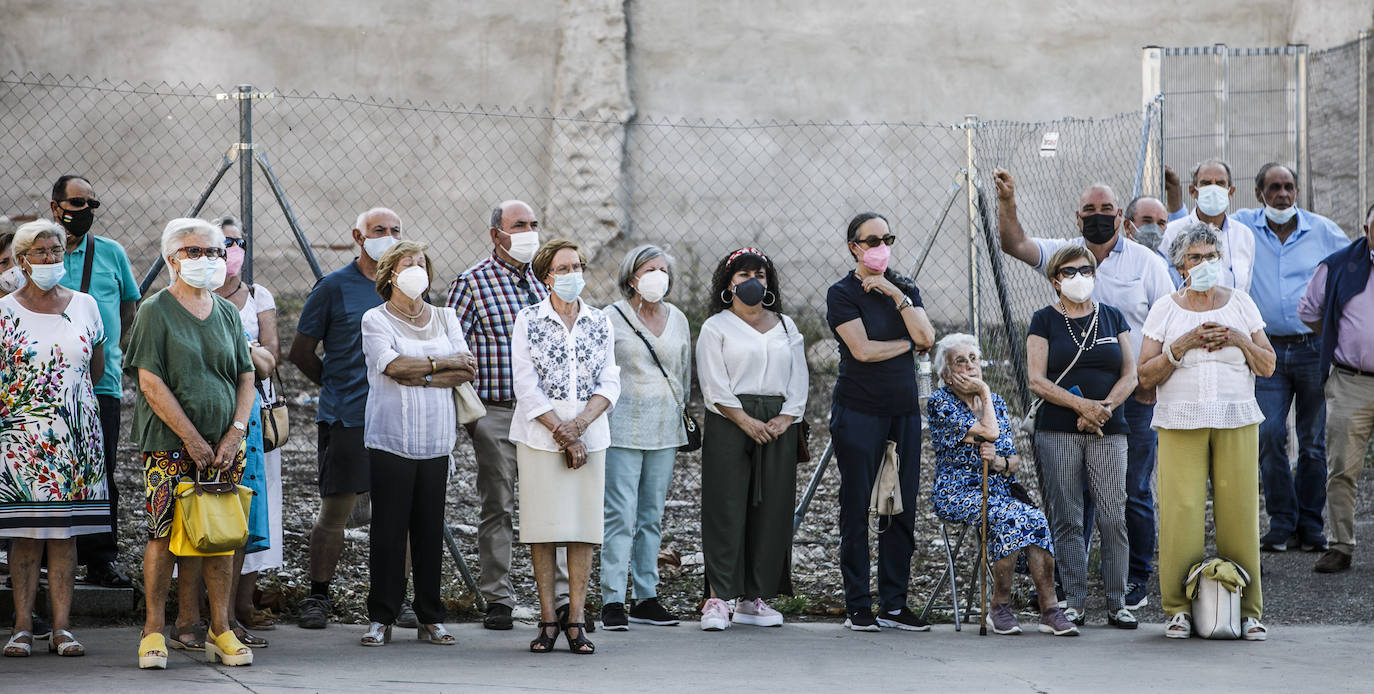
[1234,163,1352,554]
[994,169,1174,610]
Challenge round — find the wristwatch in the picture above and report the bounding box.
[232,420,247,433]
[896,296,913,311]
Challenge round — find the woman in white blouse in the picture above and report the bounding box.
[695,247,808,632]
[511,238,620,655]
[1138,221,1275,641]
[359,241,476,648]
[600,245,690,630]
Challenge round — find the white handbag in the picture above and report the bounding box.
[869,440,903,527]
[1188,558,1250,639]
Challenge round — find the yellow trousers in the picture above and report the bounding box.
[1156,424,1262,619]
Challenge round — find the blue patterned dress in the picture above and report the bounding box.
[927,387,1053,562]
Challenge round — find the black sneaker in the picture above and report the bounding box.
[395,599,420,629]
[483,603,513,631]
[84,561,133,588]
[628,597,680,626]
[1260,530,1292,552]
[10,612,51,639]
[843,609,881,632]
[601,602,629,630]
[1124,582,1149,610]
[297,594,331,629]
[876,606,931,632]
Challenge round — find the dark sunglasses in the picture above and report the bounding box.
[177,246,226,260]
[516,278,541,306]
[852,234,896,248]
[1058,266,1095,278]
[58,197,101,210]
[223,237,247,248]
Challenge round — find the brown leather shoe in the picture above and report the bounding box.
[1314,549,1352,573]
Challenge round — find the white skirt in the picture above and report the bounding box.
[516,443,605,544]
[243,449,283,574]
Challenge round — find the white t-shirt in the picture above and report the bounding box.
[1141,289,1266,431]
[695,310,808,419]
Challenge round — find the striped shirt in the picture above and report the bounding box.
[446,252,549,402]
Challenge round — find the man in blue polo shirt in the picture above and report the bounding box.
[51,174,141,589]
[1233,163,1352,554]
[288,207,400,628]
[994,169,1174,612]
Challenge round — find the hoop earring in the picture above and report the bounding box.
[720,288,734,305]
[762,291,776,307]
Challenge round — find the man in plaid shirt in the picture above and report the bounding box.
[448,200,584,630]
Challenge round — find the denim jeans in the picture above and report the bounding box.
[1256,338,1328,540]
[600,446,677,605]
[1076,394,1157,585]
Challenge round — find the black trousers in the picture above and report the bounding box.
[77,394,122,566]
[366,448,449,625]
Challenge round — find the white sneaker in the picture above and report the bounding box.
[732,598,784,627]
[700,598,732,631]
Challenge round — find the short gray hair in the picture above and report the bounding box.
[618,244,675,299]
[932,332,981,388]
[212,214,240,230]
[1190,158,1233,186]
[12,219,66,257]
[355,207,401,234]
[160,217,222,259]
[1167,220,1224,271]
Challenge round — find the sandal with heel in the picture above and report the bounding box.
[564,622,595,655]
[206,629,253,666]
[529,621,559,653]
[49,629,85,656]
[138,631,167,670]
[416,623,455,645]
[361,622,392,647]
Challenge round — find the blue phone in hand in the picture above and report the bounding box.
[1068,385,1082,396]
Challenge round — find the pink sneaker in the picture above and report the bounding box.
[700,598,731,631]
[732,598,784,627]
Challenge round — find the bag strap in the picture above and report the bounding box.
[1024,304,1099,418]
[611,305,684,411]
[79,233,96,294]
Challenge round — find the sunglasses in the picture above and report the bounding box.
[176,246,227,260]
[223,237,247,248]
[58,197,101,210]
[515,278,541,306]
[852,235,897,248]
[1058,266,1095,278]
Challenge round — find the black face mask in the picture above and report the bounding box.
[59,207,95,238]
[1080,213,1117,245]
[731,278,767,306]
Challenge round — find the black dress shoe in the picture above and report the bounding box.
[483,603,514,630]
[85,562,133,588]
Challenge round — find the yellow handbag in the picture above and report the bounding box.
[168,475,253,557]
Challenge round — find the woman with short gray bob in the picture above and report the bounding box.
[598,245,690,630]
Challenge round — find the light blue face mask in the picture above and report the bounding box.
[27,261,67,291]
[1195,185,1230,217]
[553,271,586,302]
[1186,258,1222,292]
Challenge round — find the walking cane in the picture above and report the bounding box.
[977,437,990,636]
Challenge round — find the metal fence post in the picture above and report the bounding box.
[237,84,254,286]
[1293,45,1310,209]
[1362,31,1370,221]
[964,114,981,342]
[1141,47,1163,197]
[1215,44,1229,164]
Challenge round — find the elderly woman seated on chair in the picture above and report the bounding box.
[925,333,1077,636]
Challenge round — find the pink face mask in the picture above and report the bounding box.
[225,245,245,277]
[861,243,890,273]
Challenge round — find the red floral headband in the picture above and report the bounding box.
[726,247,769,266]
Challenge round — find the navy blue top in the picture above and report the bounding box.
[296,260,383,427]
[826,271,924,416]
[1028,303,1130,435]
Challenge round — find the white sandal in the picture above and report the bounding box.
[4,630,33,657]
[1164,612,1192,639]
[417,623,455,645]
[48,629,85,656]
[1242,618,1268,641]
[361,622,392,647]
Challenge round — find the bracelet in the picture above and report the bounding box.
[428,356,438,374]
[896,296,913,311]
[1164,341,1183,367]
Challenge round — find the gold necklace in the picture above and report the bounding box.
[389,300,424,321]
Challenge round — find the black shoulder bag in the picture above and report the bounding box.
[611,305,701,452]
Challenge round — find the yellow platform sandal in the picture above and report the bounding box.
[206,629,254,666]
[138,631,168,669]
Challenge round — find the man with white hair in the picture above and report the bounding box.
[288,207,401,629]
[1157,159,1255,291]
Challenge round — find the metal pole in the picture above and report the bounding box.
[1362,31,1370,223]
[792,442,834,534]
[911,176,964,280]
[1216,44,1229,165]
[1293,45,1311,209]
[137,149,238,295]
[238,84,254,287]
[1141,46,1164,197]
[964,115,981,342]
[255,152,326,282]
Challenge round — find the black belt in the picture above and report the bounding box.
[1335,363,1374,378]
[481,399,515,408]
[1267,333,1316,345]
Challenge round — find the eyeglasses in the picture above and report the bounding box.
[1057,266,1095,278]
[852,235,897,248]
[24,248,65,261]
[176,246,226,259]
[950,355,980,367]
[515,278,541,305]
[58,197,101,210]
[1184,252,1222,265]
[550,262,585,275]
[223,237,247,248]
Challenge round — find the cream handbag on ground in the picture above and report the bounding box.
[1187,558,1251,639]
[870,440,903,519]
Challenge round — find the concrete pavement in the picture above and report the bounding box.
[2,620,1369,693]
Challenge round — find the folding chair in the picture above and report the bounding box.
[919,521,989,631]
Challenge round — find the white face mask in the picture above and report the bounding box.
[362,234,398,262]
[394,265,430,300]
[506,231,540,264]
[27,261,68,291]
[1059,274,1094,303]
[1195,184,1230,217]
[635,269,670,303]
[178,256,225,290]
[0,265,26,293]
[1263,204,1297,225]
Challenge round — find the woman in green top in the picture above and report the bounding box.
[123,218,256,670]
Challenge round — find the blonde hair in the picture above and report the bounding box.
[531,238,586,282]
[374,240,432,300]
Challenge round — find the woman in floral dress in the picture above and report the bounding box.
[1,220,108,657]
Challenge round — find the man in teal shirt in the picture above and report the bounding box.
[53,174,141,588]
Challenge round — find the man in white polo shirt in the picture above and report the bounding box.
[993,168,1175,611]
[1157,159,1255,291]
